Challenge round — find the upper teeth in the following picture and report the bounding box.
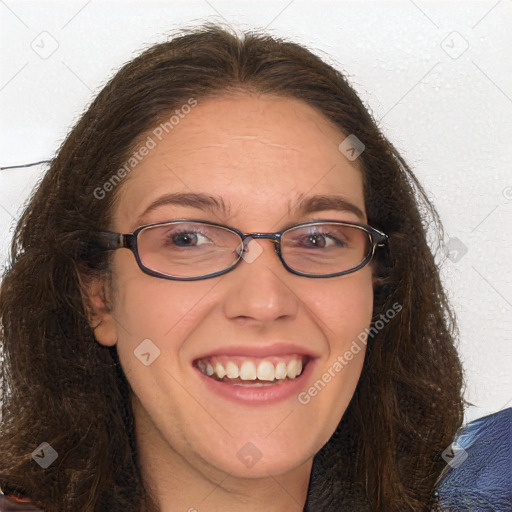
[197,358,304,381]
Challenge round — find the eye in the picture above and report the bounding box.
[170,229,212,247]
[291,229,348,249]
[148,223,236,252]
[304,232,344,248]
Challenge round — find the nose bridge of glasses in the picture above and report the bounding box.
[245,232,281,242]
[242,232,281,251]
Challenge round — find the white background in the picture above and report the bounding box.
[0,0,511,423]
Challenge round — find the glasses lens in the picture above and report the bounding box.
[281,223,372,276]
[137,222,241,278]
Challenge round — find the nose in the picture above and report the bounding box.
[222,238,300,325]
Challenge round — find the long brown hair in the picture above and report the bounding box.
[0,24,464,511]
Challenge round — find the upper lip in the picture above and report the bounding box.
[193,342,320,361]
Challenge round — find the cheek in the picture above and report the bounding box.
[290,270,374,454]
[109,270,216,417]
[109,250,215,342]
[312,269,374,350]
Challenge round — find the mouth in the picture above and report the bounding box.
[194,355,309,387]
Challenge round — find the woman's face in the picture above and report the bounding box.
[93,94,373,479]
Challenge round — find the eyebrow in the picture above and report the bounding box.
[294,194,365,221]
[137,192,228,224]
[136,192,365,226]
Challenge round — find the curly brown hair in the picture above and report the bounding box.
[0,24,464,511]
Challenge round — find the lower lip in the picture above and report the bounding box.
[194,360,316,405]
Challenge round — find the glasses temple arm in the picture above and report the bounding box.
[92,231,131,250]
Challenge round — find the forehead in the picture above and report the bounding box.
[115,94,366,229]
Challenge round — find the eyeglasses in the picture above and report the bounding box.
[94,219,388,281]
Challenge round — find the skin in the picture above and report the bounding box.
[88,94,374,511]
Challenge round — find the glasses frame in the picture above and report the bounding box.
[94,219,388,281]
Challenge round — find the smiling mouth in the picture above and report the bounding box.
[195,355,308,386]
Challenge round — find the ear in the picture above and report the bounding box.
[80,274,118,347]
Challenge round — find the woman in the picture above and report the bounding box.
[0,25,464,511]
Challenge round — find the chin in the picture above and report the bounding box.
[188,427,322,479]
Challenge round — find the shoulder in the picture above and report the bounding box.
[435,407,512,511]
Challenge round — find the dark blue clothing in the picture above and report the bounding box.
[436,407,512,511]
